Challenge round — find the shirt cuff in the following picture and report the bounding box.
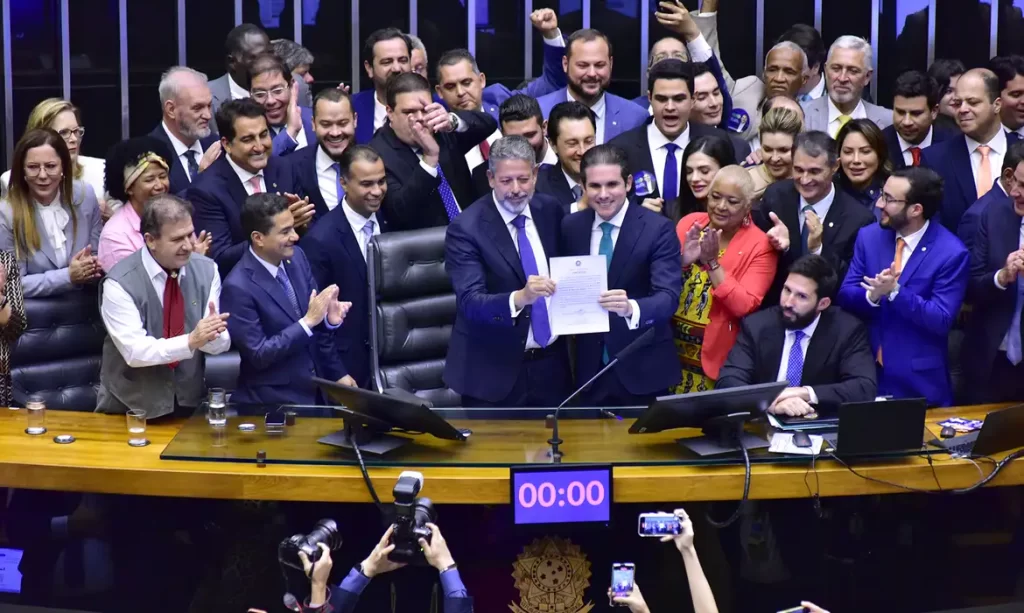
[299,319,314,337]
[339,567,371,595]
[167,334,197,363]
[419,160,439,177]
[543,29,565,47]
[324,318,341,330]
[806,386,819,405]
[686,34,714,63]
[439,568,469,598]
[866,289,881,307]
[995,269,1009,290]
[510,292,523,318]
[623,299,641,330]
[811,244,823,256]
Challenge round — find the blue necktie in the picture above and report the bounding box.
[184,150,199,182]
[330,162,346,206]
[1006,281,1024,365]
[436,165,461,221]
[786,330,806,387]
[662,143,680,202]
[599,222,614,363]
[275,266,302,318]
[511,215,551,347]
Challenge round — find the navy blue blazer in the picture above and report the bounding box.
[959,180,1008,253]
[537,88,649,143]
[560,202,682,395]
[479,41,566,117]
[920,132,1020,232]
[221,246,344,405]
[270,105,317,157]
[299,203,390,389]
[146,124,218,196]
[287,144,334,223]
[535,163,576,214]
[443,193,567,402]
[351,89,446,145]
[881,124,957,170]
[187,153,298,276]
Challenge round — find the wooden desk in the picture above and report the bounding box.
[0,406,1021,504]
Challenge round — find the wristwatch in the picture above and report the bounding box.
[447,112,460,132]
[700,260,720,272]
[440,562,458,574]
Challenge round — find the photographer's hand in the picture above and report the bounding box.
[362,524,406,578]
[419,522,456,571]
[298,543,333,607]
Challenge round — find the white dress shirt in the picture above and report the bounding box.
[342,198,381,262]
[274,123,308,151]
[498,196,557,350]
[798,184,836,256]
[162,121,205,182]
[995,216,1024,350]
[316,145,343,211]
[34,200,70,265]
[867,220,930,306]
[226,155,266,194]
[228,74,249,100]
[569,89,608,144]
[464,128,502,173]
[373,92,388,132]
[966,129,1008,192]
[803,77,826,101]
[775,312,821,403]
[647,121,690,200]
[897,126,934,166]
[590,202,641,329]
[1005,123,1024,138]
[101,247,230,367]
[541,145,558,166]
[826,97,867,138]
[562,168,588,212]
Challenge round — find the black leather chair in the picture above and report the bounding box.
[11,289,105,411]
[205,350,240,395]
[367,228,460,407]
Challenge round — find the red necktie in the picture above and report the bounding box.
[479,139,491,161]
[163,271,185,368]
[909,147,922,167]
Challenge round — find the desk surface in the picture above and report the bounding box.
[0,406,1021,504]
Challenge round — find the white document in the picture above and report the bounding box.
[768,432,824,456]
[548,255,610,336]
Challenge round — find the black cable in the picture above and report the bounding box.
[824,448,1024,496]
[706,436,751,528]
[351,437,385,511]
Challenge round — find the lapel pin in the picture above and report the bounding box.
[921,247,927,252]
[828,222,834,228]
[191,300,197,306]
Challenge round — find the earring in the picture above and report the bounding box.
[742,215,751,227]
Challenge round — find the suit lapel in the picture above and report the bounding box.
[482,201,526,283]
[532,199,559,259]
[763,318,786,382]
[246,253,300,320]
[802,312,834,383]
[336,212,367,283]
[951,136,977,208]
[781,186,802,251]
[33,208,60,268]
[609,204,644,288]
[897,221,936,283]
[283,257,310,312]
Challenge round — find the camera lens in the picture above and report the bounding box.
[413,498,437,528]
[308,519,342,551]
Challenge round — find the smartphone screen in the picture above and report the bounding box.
[638,512,682,537]
[611,563,635,600]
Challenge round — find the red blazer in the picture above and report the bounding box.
[677,213,778,380]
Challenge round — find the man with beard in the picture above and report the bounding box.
[536,101,597,212]
[150,66,221,194]
[536,29,648,144]
[208,24,271,129]
[300,145,390,389]
[882,71,957,171]
[990,55,1024,138]
[802,36,891,137]
[470,94,559,195]
[837,167,968,407]
[248,52,316,158]
[287,88,356,221]
[718,254,876,415]
[443,136,570,407]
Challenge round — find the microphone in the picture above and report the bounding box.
[547,327,657,462]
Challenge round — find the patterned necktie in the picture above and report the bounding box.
[909,147,922,167]
[248,175,263,194]
[275,266,302,318]
[436,164,461,221]
[599,222,615,364]
[360,220,375,261]
[571,184,583,202]
[330,162,346,206]
[662,143,680,203]
[800,204,815,254]
[184,150,199,182]
[976,145,992,198]
[799,93,812,103]
[163,271,185,369]
[786,330,806,387]
[511,215,551,347]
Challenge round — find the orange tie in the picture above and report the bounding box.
[878,237,907,366]
[976,145,992,198]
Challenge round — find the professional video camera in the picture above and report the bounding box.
[278,519,342,610]
[388,471,437,565]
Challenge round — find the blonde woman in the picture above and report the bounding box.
[748,106,803,201]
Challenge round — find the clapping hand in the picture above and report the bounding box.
[286,80,303,138]
[198,141,223,173]
[327,297,352,326]
[283,193,316,229]
[193,230,212,257]
[766,211,790,252]
[805,210,823,253]
[303,285,339,329]
[861,261,900,302]
[188,302,230,350]
[698,228,721,265]
[69,245,102,284]
[681,222,702,267]
[997,249,1024,286]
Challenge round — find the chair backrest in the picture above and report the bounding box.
[368,227,461,408]
[11,289,105,411]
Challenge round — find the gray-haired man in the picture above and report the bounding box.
[150,66,222,194]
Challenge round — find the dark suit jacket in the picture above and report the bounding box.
[608,118,750,224]
[756,180,876,306]
[351,90,447,145]
[270,106,317,157]
[964,196,1024,400]
[187,154,298,276]
[147,124,218,196]
[287,144,334,223]
[299,203,390,389]
[959,180,1008,253]
[221,246,343,405]
[371,110,498,231]
[535,163,577,214]
[716,306,877,410]
[561,202,682,396]
[881,124,956,170]
[470,162,489,200]
[443,193,568,402]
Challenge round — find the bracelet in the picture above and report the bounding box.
[701,260,720,272]
[439,562,458,574]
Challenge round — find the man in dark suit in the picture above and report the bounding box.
[150,66,220,195]
[188,99,312,276]
[963,155,1024,402]
[561,144,682,406]
[288,88,357,222]
[248,52,316,158]
[208,23,270,132]
[370,72,497,231]
[221,193,348,405]
[960,141,1024,251]
[536,101,597,213]
[758,130,875,306]
[470,94,560,196]
[610,59,745,224]
[718,254,877,415]
[921,68,1020,233]
[883,70,957,170]
[300,145,388,389]
[990,55,1024,138]
[444,136,570,407]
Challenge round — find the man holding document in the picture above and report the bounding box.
[443,136,572,407]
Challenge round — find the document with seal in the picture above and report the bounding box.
[548,255,610,336]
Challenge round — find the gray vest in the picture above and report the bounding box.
[96,250,216,418]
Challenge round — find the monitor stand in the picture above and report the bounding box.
[318,420,410,456]
[677,412,769,457]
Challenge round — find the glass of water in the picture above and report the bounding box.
[207,388,227,427]
[126,409,149,447]
[25,395,46,435]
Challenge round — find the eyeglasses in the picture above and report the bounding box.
[56,127,85,141]
[24,163,63,178]
[251,86,288,103]
[878,193,907,206]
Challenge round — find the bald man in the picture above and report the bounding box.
[730,42,809,142]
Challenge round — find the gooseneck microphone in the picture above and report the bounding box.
[547,327,656,462]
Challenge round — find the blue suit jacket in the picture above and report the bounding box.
[287,144,333,223]
[271,106,317,157]
[959,180,1009,253]
[221,246,343,405]
[921,132,1020,232]
[837,220,969,407]
[479,41,566,118]
[146,124,218,195]
[299,202,390,389]
[187,154,298,276]
[352,89,446,145]
[443,193,568,402]
[560,202,682,395]
[537,88,649,143]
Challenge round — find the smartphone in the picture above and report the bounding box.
[610,563,635,603]
[638,512,682,537]
[776,608,808,613]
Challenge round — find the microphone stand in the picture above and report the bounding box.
[548,357,621,463]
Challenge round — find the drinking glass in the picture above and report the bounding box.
[207,388,227,427]
[25,395,46,435]
[126,409,149,447]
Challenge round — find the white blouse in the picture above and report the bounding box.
[34,200,70,265]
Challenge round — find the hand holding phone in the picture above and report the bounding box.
[610,562,635,607]
[638,512,682,537]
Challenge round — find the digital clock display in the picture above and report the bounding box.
[510,465,612,525]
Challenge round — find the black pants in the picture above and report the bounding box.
[580,370,661,408]
[985,351,1024,403]
[461,343,572,408]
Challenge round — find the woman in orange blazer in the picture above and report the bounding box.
[672,165,778,393]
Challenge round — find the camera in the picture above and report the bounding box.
[278,519,342,571]
[388,471,437,565]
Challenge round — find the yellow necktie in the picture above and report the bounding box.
[837,114,852,133]
[976,145,992,198]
